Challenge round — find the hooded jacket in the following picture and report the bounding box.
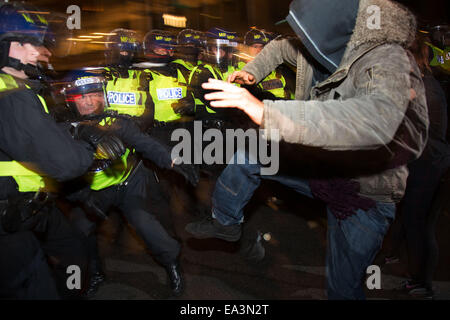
[242,0,429,202]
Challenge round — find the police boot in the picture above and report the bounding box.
[165,262,184,297]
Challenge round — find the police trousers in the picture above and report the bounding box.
[68,164,180,269]
[0,204,88,299]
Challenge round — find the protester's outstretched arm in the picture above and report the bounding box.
[202,79,264,125]
[203,45,428,154]
[229,38,298,85]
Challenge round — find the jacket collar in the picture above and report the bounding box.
[314,0,416,89]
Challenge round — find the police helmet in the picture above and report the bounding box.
[0,2,55,76]
[143,30,175,63]
[204,27,237,68]
[62,68,107,117]
[177,29,203,46]
[244,28,273,47]
[0,2,50,46]
[176,29,204,62]
[105,28,140,67]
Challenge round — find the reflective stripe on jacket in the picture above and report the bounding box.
[0,74,48,192]
[104,68,147,117]
[147,69,187,122]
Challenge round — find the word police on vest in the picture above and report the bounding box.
[157,87,183,101]
[107,92,137,105]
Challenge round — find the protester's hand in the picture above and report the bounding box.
[171,159,200,186]
[227,70,256,85]
[202,78,264,125]
[75,124,126,160]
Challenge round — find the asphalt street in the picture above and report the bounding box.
[88,177,450,301]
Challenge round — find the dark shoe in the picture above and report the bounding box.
[409,286,435,299]
[396,279,422,292]
[165,263,183,297]
[239,230,265,262]
[82,272,106,299]
[185,216,242,242]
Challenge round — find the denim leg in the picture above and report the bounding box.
[212,150,263,225]
[326,202,395,300]
[265,174,313,199]
[212,150,313,226]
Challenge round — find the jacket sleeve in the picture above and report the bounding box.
[0,89,94,181]
[262,44,429,153]
[242,38,299,83]
[110,118,173,169]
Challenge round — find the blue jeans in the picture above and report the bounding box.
[212,150,395,299]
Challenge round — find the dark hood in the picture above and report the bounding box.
[286,0,359,73]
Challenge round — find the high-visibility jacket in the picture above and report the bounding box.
[189,63,240,114]
[146,68,188,122]
[0,74,48,192]
[258,70,295,100]
[426,42,450,73]
[104,67,148,117]
[84,117,135,191]
[236,61,295,100]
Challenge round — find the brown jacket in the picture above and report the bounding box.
[243,0,429,202]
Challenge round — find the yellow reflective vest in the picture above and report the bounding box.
[236,61,294,100]
[84,117,134,190]
[189,64,240,114]
[0,74,48,192]
[104,67,148,117]
[146,68,188,122]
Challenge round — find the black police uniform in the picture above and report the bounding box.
[0,73,95,299]
[64,115,195,291]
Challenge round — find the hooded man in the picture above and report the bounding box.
[185,0,429,300]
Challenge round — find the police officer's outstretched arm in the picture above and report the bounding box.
[0,89,95,181]
[110,117,199,186]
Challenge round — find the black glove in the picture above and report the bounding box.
[171,161,200,186]
[74,124,126,160]
[171,96,195,116]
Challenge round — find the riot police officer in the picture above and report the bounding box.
[103,28,154,130]
[0,2,123,299]
[138,29,195,127]
[188,27,243,124]
[172,29,205,81]
[59,69,198,297]
[241,28,296,100]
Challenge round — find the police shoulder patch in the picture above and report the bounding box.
[260,79,283,91]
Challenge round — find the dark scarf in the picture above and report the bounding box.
[309,178,376,222]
